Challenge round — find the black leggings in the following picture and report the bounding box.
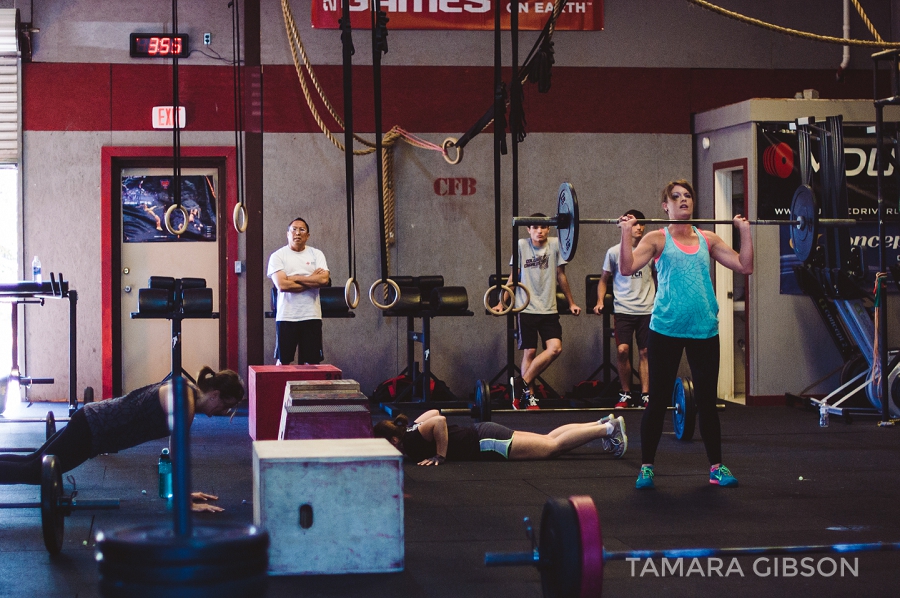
[641,331,722,465]
[0,409,95,485]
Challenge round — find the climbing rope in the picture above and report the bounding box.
[850,0,883,44]
[686,0,899,48]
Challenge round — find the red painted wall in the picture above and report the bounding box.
[23,63,879,134]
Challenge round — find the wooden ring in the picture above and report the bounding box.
[164,204,189,236]
[344,278,360,309]
[442,137,462,165]
[484,284,517,316]
[233,202,248,233]
[509,283,531,313]
[369,278,401,310]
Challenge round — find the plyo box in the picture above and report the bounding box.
[248,364,342,441]
[253,438,404,575]
[278,379,373,440]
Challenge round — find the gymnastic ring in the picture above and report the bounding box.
[509,282,531,313]
[484,284,516,316]
[442,137,462,165]
[233,202,249,233]
[344,277,360,309]
[164,204,189,236]
[369,278,401,310]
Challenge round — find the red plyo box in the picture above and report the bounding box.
[248,364,342,440]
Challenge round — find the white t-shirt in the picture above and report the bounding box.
[511,237,566,315]
[602,244,655,315]
[267,245,329,321]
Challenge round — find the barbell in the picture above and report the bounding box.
[518,182,861,264]
[0,455,120,554]
[470,377,708,430]
[485,495,900,598]
[0,411,66,441]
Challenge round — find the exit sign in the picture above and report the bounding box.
[152,106,187,129]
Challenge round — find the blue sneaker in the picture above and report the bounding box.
[710,464,738,487]
[635,465,654,489]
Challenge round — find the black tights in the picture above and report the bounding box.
[641,331,722,465]
[0,409,94,485]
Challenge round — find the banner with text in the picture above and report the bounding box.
[311,0,603,31]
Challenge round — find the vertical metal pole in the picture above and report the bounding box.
[171,281,191,536]
[874,103,890,423]
[68,290,77,416]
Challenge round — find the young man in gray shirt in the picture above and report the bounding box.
[593,209,656,408]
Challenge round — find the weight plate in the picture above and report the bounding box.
[789,184,818,264]
[672,377,696,441]
[557,182,579,263]
[46,411,56,440]
[95,523,269,566]
[474,379,491,422]
[41,455,64,554]
[539,498,582,598]
[569,496,604,598]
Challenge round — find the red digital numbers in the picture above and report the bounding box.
[131,34,187,58]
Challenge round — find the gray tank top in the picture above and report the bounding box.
[82,381,172,455]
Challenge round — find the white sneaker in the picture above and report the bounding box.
[608,416,628,459]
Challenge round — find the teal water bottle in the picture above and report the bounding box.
[158,448,173,499]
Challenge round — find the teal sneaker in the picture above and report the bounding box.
[710,464,738,487]
[635,465,655,489]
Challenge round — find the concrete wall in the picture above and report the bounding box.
[9,0,899,400]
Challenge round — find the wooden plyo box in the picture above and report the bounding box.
[278,379,373,440]
[252,438,404,575]
[248,364,342,441]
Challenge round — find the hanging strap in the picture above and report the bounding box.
[231,0,248,233]
[339,0,358,307]
[165,0,188,236]
[372,3,389,286]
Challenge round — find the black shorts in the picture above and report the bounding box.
[517,313,562,350]
[275,319,324,364]
[613,313,651,350]
[474,422,514,461]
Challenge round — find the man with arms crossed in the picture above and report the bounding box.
[267,217,330,365]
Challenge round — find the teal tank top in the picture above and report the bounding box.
[649,227,719,339]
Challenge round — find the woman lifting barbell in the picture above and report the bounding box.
[0,367,244,512]
[374,410,627,464]
[619,179,753,490]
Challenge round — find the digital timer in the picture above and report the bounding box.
[130,33,189,58]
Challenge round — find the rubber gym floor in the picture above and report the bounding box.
[0,400,898,598]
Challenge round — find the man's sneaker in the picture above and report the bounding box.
[710,464,739,487]
[615,391,632,409]
[639,393,650,408]
[511,397,522,410]
[525,393,540,410]
[606,416,627,458]
[511,376,526,402]
[635,465,655,489]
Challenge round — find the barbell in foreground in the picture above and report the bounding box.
[485,495,900,598]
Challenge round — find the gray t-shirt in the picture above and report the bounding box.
[511,237,566,314]
[82,381,172,456]
[603,244,656,315]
